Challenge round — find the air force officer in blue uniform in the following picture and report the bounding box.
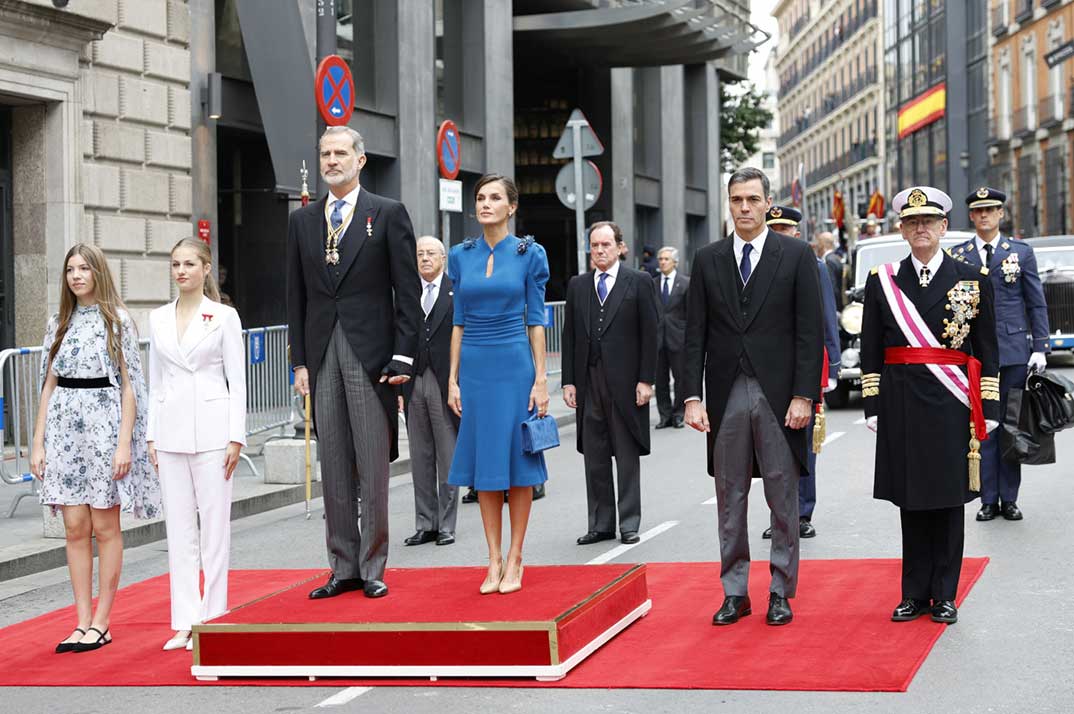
[950,187,1050,522]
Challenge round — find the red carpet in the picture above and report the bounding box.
[0,558,987,691]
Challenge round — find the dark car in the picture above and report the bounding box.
[1025,236,1074,353]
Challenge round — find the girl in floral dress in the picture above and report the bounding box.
[30,243,160,654]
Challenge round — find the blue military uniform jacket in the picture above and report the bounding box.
[816,258,841,380]
[950,236,1050,367]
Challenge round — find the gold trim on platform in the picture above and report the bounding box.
[196,621,557,634]
[554,564,646,624]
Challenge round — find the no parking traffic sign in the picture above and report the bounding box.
[437,120,461,180]
[315,55,355,126]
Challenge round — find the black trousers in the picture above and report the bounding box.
[899,506,964,601]
[655,342,685,423]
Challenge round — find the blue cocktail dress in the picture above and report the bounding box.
[447,235,550,491]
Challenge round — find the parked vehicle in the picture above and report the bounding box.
[825,232,974,408]
[1024,236,1074,353]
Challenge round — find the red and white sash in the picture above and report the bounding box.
[876,262,970,409]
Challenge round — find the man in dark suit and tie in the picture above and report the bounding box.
[563,221,659,546]
[815,231,845,312]
[288,126,422,600]
[401,236,459,548]
[683,167,823,626]
[654,247,689,430]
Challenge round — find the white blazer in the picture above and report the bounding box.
[147,297,247,453]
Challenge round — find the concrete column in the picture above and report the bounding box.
[396,1,436,235]
[190,0,218,270]
[945,2,969,230]
[659,65,686,256]
[707,65,723,241]
[482,0,513,176]
[610,67,636,246]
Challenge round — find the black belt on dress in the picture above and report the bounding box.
[56,377,113,389]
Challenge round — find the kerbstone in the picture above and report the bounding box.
[264,439,322,485]
[92,32,143,72]
[118,0,168,38]
[146,130,191,169]
[144,41,189,83]
[96,214,147,253]
[123,258,171,302]
[119,76,169,126]
[83,163,121,209]
[94,121,145,163]
[121,168,170,214]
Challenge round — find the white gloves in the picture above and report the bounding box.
[1028,352,1047,373]
[866,416,877,432]
[824,379,837,393]
[985,419,999,434]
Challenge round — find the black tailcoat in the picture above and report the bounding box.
[562,267,659,455]
[286,189,422,460]
[401,275,460,430]
[682,231,824,475]
[861,254,1000,510]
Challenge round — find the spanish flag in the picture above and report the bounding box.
[898,83,946,139]
[832,190,846,229]
[867,189,885,218]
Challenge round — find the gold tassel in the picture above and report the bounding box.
[967,423,981,492]
[813,407,826,454]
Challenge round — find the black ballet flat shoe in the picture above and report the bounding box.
[71,627,111,653]
[55,628,86,654]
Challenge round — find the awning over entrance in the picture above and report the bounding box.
[513,0,768,67]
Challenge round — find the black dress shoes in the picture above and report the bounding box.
[766,593,793,625]
[891,598,930,621]
[461,488,478,504]
[404,530,438,546]
[533,484,546,501]
[976,503,999,521]
[799,519,816,538]
[620,531,640,544]
[930,600,958,624]
[363,579,389,598]
[576,531,616,545]
[1001,502,1023,521]
[308,575,363,599]
[436,532,456,546]
[673,416,685,429]
[655,418,672,429]
[712,595,752,625]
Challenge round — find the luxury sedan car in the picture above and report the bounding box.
[1025,235,1074,353]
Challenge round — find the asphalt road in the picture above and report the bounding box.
[3,356,1073,714]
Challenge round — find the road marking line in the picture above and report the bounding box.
[854,417,866,425]
[586,520,679,565]
[701,496,717,505]
[316,687,373,707]
[822,431,846,446]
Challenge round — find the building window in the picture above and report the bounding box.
[763,151,776,170]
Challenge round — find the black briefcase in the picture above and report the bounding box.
[1000,386,1056,465]
[1024,370,1074,434]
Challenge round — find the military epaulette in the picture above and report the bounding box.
[980,267,989,276]
[870,267,879,275]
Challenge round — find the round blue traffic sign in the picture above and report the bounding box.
[315,55,354,127]
[437,120,461,180]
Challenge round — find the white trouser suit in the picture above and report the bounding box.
[147,297,247,631]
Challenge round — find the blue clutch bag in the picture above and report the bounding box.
[521,414,560,454]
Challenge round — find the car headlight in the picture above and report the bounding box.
[840,301,864,335]
[841,347,860,368]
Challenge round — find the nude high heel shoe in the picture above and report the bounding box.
[479,559,504,595]
[499,563,523,594]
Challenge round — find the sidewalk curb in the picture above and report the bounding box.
[0,411,576,582]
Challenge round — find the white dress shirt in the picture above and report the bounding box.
[733,228,769,284]
[660,269,678,296]
[910,250,944,285]
[593,259,621,304]
[421,272,443,317]
[975,234,1001,266]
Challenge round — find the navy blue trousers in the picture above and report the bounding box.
[799,412,817,519]
[979,363,1027,505]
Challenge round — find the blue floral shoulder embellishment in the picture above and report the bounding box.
[462,237,477,249]
[517,235,535,255]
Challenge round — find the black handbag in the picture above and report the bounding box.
[1000,385,1056,465]
[1024,370,1074,434]
[520,414,560,454]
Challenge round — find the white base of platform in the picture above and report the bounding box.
[191,599,651,682]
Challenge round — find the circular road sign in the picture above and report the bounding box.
[437,120,461,180]
[315,55,355,126]
[555,159,602,212]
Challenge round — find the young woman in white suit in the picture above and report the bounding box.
[147,238,246,651]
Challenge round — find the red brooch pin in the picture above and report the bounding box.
[202,313,213,324]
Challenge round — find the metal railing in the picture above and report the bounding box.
[545,301,565,378]
[777,0,878,96]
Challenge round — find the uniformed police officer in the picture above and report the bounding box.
[761,205,841,540]
[861,186,1000,625]
[949,188,1050,522]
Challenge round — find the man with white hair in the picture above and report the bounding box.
[288,125,422,600]
[654,246,689,429]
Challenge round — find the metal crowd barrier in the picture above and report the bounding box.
[545,301,565,378]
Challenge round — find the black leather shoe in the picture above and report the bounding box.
[436,532,455,546]
[620,531,640,544]
[403,530,438,546]
[1001,502,1023,521]
[655,418,672,429]
[712,595,752,625]
[308,575,363,599]
[533,484,546,501]
[576,531,616,545]
[799,519,816,538]
[766,593,793,625]
[930,600,958,624]
[363,579,389,598]
[976,503,999,521]
[891,598,930,621]
[673,416,685,429]
[762,526,773,539]
[461,488,477,504]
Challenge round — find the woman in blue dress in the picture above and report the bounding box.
[447,174,550,595]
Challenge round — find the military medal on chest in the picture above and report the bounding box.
[1000,251,1020,283]
[942,280,981,349]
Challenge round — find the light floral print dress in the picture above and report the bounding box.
[38,305,161,519]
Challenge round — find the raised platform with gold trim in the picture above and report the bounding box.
[191,563,651,681]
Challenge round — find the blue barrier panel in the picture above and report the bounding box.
[0,396,4,431]
[249,330,266,365]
